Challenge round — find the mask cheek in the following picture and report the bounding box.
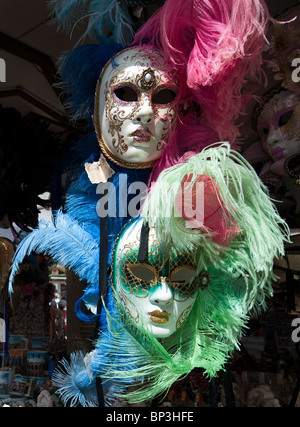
[107,104,132,130]
[163,105,178,125]
[153,107,178,141]
[118,286,159,332]
[175,300,196,331]
[281,115,300,143]
[118,289,141,325]
[173,285,198,302]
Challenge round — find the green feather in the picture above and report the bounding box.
[141,142,289,312]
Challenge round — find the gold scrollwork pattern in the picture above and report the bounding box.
[114,223,210,300]
[176,304,194,330]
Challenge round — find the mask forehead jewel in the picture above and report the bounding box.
[138,68,156,90]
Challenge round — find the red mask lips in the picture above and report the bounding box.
[131,127,152,143]
[148,310,171,324]
[271,146,284,160]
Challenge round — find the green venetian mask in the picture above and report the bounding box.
[112,217,209,338]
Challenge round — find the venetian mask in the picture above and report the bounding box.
[111,218,209,339]
[257,90,300,162]
[93,47,179,169]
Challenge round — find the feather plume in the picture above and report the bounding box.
[141,143,289,310]
[48,0,89,33]
[49,0,135,46]
[9,210,99,294]
[52,351,99,407]
[132,0,269,143]
[85,0,134,46]
[81,264,258,404]
[57,43,123,121]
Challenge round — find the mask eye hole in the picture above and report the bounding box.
[278,109,294,127]
[170,266,196,284]
[127,264,156,282]
[152,88,177,105]
[113,85,139,102]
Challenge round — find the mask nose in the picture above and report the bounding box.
[266,126,281,147]
[150,278,173,306]
[133,95,154,126]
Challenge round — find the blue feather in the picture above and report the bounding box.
[52,348,129,407]
[52,351,99,407]
[49,0,88,28]
[58,43,123,121]
[86,0,134,46]
[9,210,99,294]
[49,0,135,46]
[65,150,152,262]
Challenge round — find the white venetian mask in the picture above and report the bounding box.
[93,47,179,169]
[112,218,209,339]
[257,90,300,162]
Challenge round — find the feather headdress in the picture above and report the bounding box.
[142,143,289,310]
[52,144,288,406]
[8,211,99,295]
[132,0,270,145]
[49,0,164,46]
[11,0,286,408]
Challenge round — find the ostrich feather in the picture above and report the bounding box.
[49,0,135,46]
[52,351,99,407]
[142,143,290,311]
[57,43,123,121]
[132,0,269,144]
[85,0,134,46]
[80,264,257,404]
[9,210,99,294]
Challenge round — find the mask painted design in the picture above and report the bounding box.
[112,218,209,339]
[94,47,179,168]
[257,90,300,162]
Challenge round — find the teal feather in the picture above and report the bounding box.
[48,0,89,33]
[49,0,135,46]
[86,0,134,46]
[52,351,99,407]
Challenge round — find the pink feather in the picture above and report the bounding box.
[133,0,269,144]
[174,174,241,246]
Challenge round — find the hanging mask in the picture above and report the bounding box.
[94,46,179,169]
[111,217,208,339]
[257,90,300,162]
